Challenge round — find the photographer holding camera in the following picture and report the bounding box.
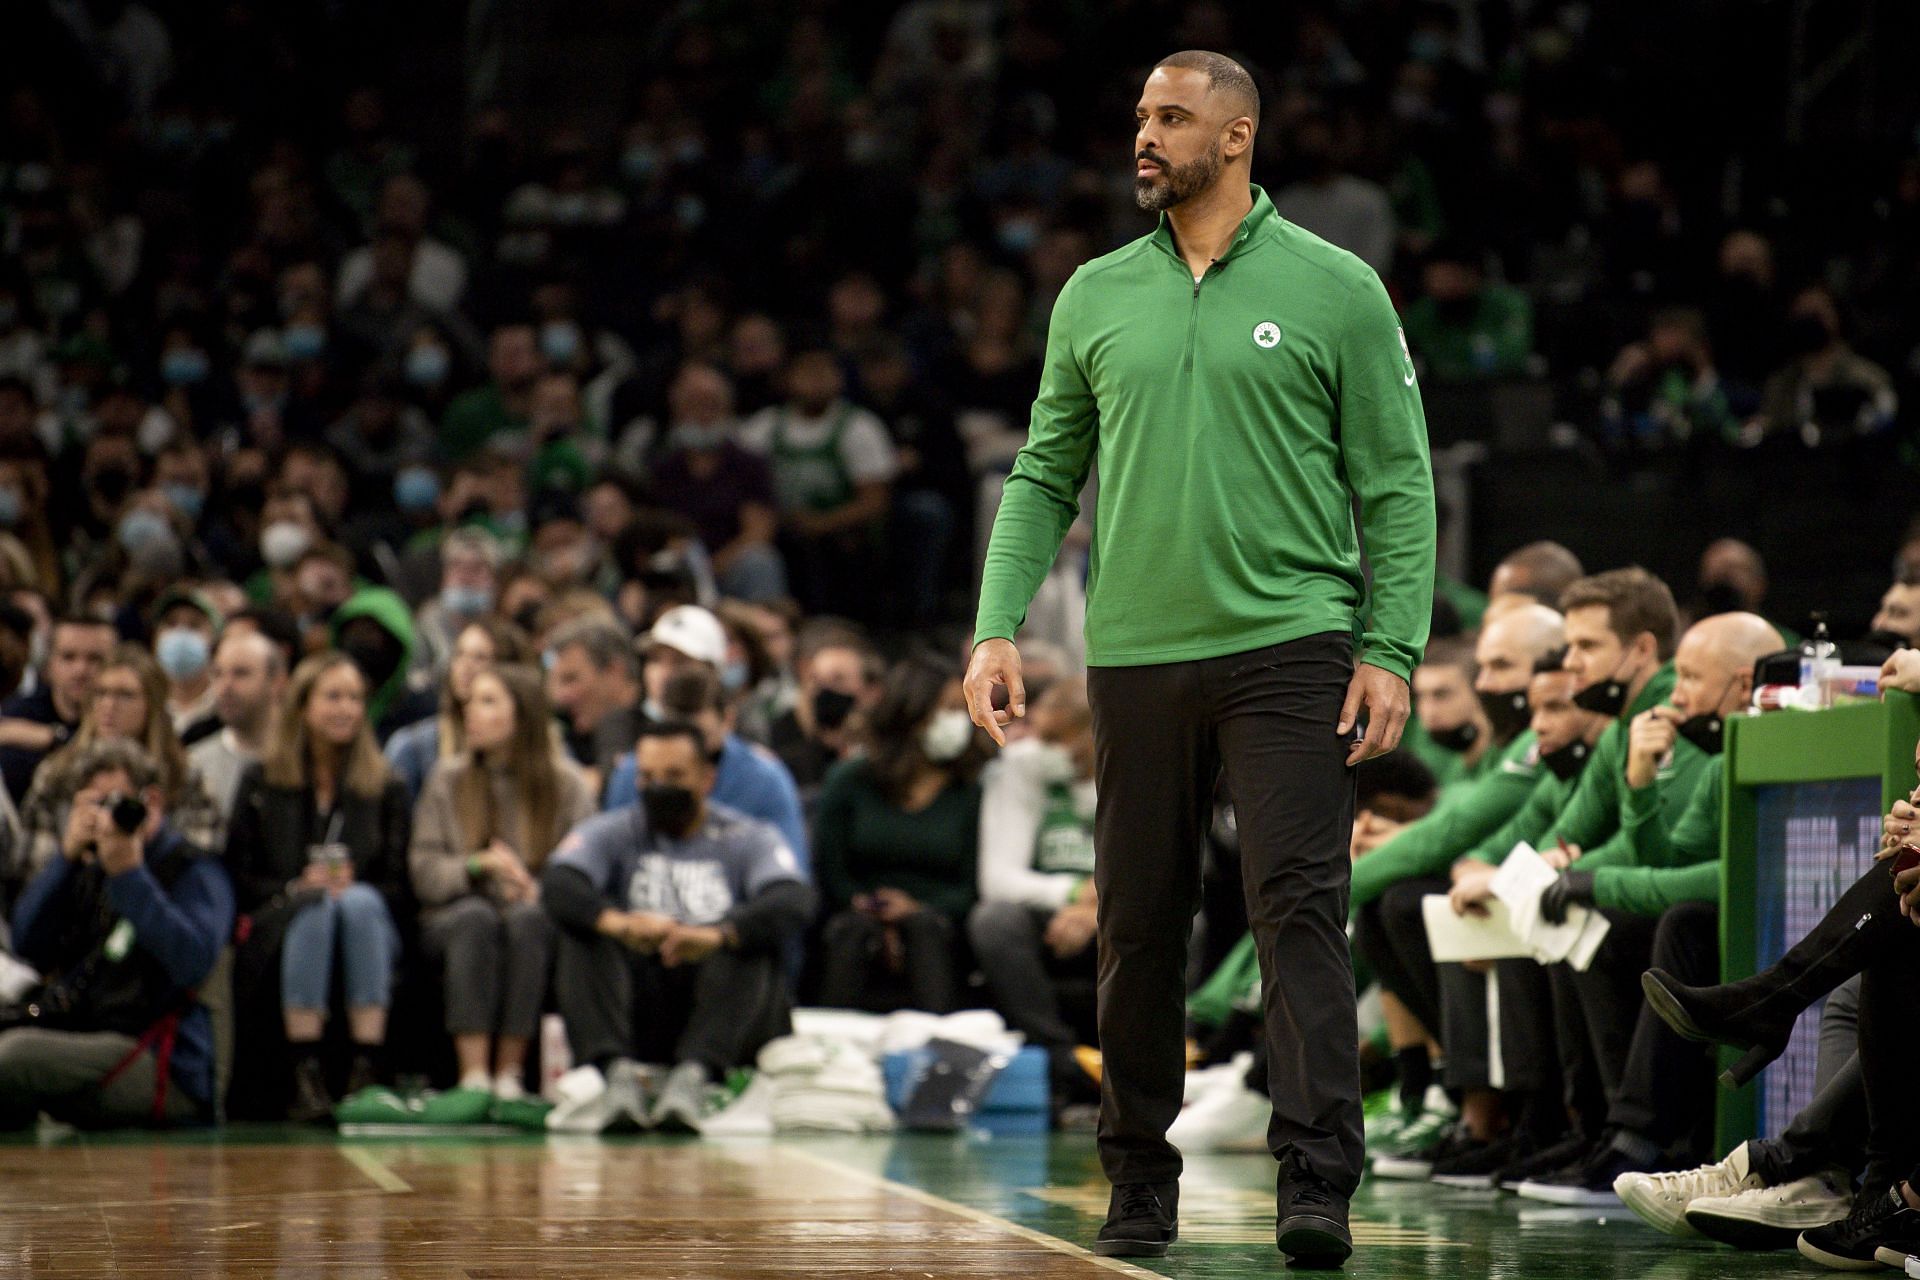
[0,740,234,1128]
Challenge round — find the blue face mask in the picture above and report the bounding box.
[0,486,21,528]
[721,658,750,692]
[282,325,326,361]
[621,144,660,183]
[117,509,174,554]
[394,466,441,512]
[155,627,211,680]
[162,483,205,522]
[440,584,494,617]
[160,348,210,386]
[539,321,582,366]
[405,344,450,387]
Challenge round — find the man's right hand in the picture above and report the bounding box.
[963,638,1026,748]
[1450,866,1497,917]
[1625,707,1680,790]
[61,800,101,862]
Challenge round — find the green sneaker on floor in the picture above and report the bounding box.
[333,1086,416,1125]
[489,1094,554,1130]
[418,1085,494,1125]
[1371,1087,1460,1180]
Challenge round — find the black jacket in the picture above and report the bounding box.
[222,764,413,943]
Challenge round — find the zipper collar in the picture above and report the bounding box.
[1151,183,1276,266]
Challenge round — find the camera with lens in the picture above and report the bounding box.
[102,792,148,835]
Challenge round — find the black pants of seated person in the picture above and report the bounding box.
[1352,875,1451,1039]
[817,908,960,1014]
[968,901,1098,1061]
[553,930,790,1075]
[1437,956,1578,1143]
[1607,902,1719,1157]
[1552,908,1661,1113]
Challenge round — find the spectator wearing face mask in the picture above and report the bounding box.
[411,529,503,684]
[736,349,897,617]
[541,721,814,1134]
[603,665,808,873]
[410,664,594,1124]
[644,364,787,603]
[967,677,1099,1103]
[0,436,60,597]
[813,658,986,1015]
[1400,240,1535,384]
[324,369,438,503]
[150,588,223,744]
[768,621,881,805]
[1752,285,1898,446]
[247,488,324,608]
[328,587,432,744]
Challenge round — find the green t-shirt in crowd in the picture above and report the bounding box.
[811,758,980,924]
[1401,284,1534,383]
[974,185,1436,677]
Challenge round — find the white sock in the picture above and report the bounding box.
[493,1072,526,1102]
[458,1068,491,1092]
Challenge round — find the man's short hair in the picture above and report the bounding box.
[1535,647,1569,675]
[547,616,636,677]
[795,617,880,681]
[637,718,708,763]
[661,665,726,719]
[53,613,115,637]
[1153,50,1260,131]
[68,738,163,795]
[1418,634,1478,680]
[1496,541,1586,606]
[442,526,503,570]
[1559,568,1681,660]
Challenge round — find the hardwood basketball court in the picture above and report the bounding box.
[0,1128,1830,1277]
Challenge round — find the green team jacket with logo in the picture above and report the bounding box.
[973,185,1436,676]
[1465,666,1706,868]
[1351,729,1542,909]
[1602,753,1724,915]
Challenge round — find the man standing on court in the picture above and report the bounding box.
[964,51,1434,1268]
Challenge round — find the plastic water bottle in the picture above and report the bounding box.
[1799,614,1837,708]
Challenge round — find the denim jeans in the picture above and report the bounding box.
[281,883,399,1011]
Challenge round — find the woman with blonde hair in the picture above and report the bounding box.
[224,653,412,1122]
[383,617,531,804]
[13,644,223,883]
[410,662,593,1124]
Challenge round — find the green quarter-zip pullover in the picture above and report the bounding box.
[975,186,1436,676]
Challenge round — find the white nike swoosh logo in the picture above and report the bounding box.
[1403,371,1417,386]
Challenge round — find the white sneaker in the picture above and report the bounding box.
[546,1065,611,1133]
[703,1072,778,1138]
[605,1059,656,1132]
[1169,1077,1270,1154]
[1686,1172,1854,1251]
[650,1062,711,1134]
[1183,1053,1252,1106]
[1614,1142,1766,1236]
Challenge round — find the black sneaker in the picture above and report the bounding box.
[1496,1132,1595,1193]
[1797,1184,1920,1271]
[1094,1181,1178,1257]
[1277,1150,1353,1269]
[1516,1140,1654,1207]
[1432,1132,1532,1190]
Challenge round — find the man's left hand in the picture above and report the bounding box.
[1044,903,1097,958]
[1339,663,1410,766]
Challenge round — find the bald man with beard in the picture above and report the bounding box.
[1513,611,1783,1205]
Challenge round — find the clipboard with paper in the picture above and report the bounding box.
[1419,842,1611,972]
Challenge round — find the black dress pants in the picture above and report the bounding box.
[1087,632,1362,1193]
[1609,902,1719,1154]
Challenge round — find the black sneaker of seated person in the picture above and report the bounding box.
[1432,1130,1535,1190]
[1277,1149,1353,1269]
[1797,1183,1920,1271]
[1496,1131,1598,1192]
[1094,1181,1179,1257]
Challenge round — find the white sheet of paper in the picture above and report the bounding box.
[1486,841,1611,971]
[1420,895,1535,962]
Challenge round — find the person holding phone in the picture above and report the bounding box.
[224,654,412,1123]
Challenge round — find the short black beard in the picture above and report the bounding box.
[1134,139,1225,213]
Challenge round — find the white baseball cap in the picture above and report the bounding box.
[644,605,728,667]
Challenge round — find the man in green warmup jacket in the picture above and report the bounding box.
[962,51,1435,1268]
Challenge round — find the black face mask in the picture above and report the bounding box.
[1541,738,1592,782]
[812,687,856,731]
[1427,721,1480,754]
[342,638,401,690]
[1864,629,1911,655]
[1477,688,1532,742]
[640,784,699,836]
[1573,660,1635,718]
[1675,711,1725,756]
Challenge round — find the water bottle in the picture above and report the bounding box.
[1799,614,1837,709]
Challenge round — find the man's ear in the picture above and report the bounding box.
[1223,116,1254,159]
